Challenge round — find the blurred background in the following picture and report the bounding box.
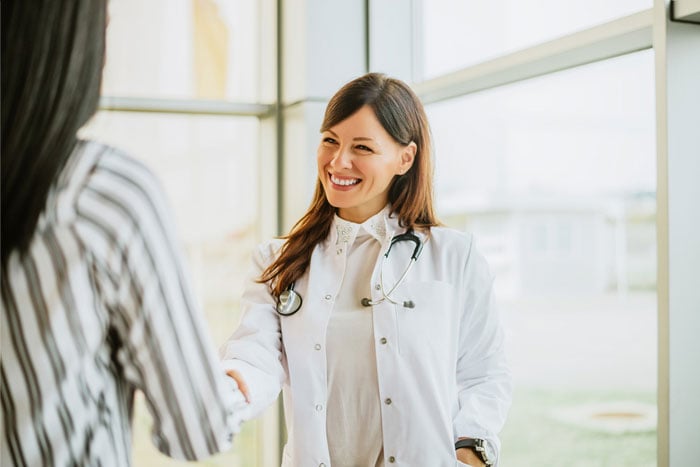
[80,0,700,465]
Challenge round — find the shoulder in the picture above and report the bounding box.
[426,226,474,252]
[88,141,161,193]
[425,226,492,276]
[77,141,167,220]
[72,140,174,251]
[63,140,154,187]
[63,140,161,205]
[253,238,286,265]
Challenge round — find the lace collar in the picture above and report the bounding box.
[332,206,392,245]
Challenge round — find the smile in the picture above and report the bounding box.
[329,173,361,186]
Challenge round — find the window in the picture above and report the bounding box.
[420,0,652,78]
[427,50,656,465]
[81,112,262,467]
[104,0,263,101]
[86,0,275,464]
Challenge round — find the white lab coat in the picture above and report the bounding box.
[221,213,512,467]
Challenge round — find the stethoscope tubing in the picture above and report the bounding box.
[276,230,423,315]
[366,254,417,307]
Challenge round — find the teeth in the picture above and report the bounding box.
[330,174,360,186]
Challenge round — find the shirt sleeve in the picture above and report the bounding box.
[93,153,246,460]
[453,237,513,466]
[220,242,287,420]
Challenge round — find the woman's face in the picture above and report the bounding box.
[317,105,416,224]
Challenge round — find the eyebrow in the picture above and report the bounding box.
[324,129,378,143]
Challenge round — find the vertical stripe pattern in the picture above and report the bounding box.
[1,141,246,467]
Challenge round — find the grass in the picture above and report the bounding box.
[500,388,656,467]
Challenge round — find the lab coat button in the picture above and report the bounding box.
[388,456,396,463]
[336,248,343,255]
[379,337,387,345]
[314,343,322,350]
[375,283,381,290]
[315,404,323,412]
[324,294,332,301]
[319,463,326,467]
[384,398,392,405]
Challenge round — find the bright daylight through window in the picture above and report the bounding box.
[89,0,660,465]
[428,50,656,466]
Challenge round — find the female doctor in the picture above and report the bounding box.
[221,73,512,467]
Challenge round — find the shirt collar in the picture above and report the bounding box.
[331,205,398,246]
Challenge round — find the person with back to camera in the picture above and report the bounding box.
[221,72,512,466]
[1,1,247,465]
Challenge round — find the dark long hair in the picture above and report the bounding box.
[1,0,107,267]
[261,72,440,297]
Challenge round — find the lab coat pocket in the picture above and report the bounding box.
[394,280,456,360]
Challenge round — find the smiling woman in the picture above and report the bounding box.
[220,72,512,467]
[318,105,416,223]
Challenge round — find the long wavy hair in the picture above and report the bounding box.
[261,73,440,297]
[1,0,107,267]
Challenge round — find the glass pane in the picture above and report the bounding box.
[103,0,264,101]
[427,50,656,466]
[80,113,262,467]
[421,0,652,79]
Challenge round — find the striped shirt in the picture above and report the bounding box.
[1,141,246,466]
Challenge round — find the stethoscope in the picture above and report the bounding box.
[275,231,423,316]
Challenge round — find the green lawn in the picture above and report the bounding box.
[500,388,656,467]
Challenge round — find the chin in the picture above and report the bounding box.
[326,198,354,209]
[322,191,351,208]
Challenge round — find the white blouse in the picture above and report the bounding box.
[326,212,388,467]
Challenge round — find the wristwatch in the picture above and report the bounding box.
[455,438,493,466]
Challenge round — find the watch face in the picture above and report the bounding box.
[455,437,493,465]
[475,439,492,464]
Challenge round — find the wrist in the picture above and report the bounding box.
[455,438,493,466]
[456,446,485,467]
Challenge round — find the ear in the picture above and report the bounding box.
[397,141,417,175]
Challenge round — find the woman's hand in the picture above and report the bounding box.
[456,447,485,467]
[225,369,250,403]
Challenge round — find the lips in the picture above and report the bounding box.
[329,173,361,186]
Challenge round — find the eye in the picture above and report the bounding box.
[354,144,373,153]
[322,136,338,145]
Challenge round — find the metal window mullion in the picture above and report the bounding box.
[98,96,274,117]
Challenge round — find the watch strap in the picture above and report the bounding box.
[455,438,492,466]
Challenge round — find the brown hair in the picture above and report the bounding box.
[261,73,440,297]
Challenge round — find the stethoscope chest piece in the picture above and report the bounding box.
[277,283,303,316]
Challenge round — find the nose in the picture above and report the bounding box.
[330,146,353,170]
